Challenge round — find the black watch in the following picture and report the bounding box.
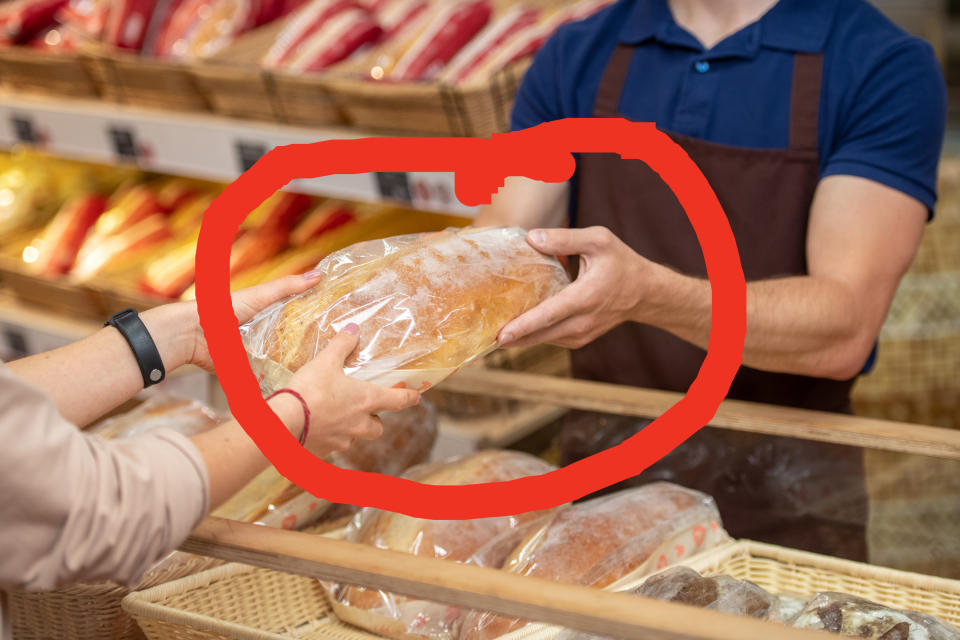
[105,308,166,388]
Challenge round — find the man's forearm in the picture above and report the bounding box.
[640,266,876,380]
[7,303,196,426]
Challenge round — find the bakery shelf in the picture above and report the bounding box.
[0,91,476,217]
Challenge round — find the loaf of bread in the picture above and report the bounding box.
[240,226,569,394]
[789,593,960,640]
[458,483,728,640]
[89,394,221,439]
[552,567,779,640]
[328,450,558,640]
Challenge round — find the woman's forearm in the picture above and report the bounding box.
[191,395,304,509]
[6,303,197,427]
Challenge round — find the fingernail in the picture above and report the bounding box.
[343,323,359,335]
[303,269,322,279]
[529,230,546,246]
[500,332,514,345]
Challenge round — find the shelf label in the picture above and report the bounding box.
[235,140,268,173]
[375,172,413,203]
[108,125,139,161]
[9,113,48,147]
[1,328,28,359]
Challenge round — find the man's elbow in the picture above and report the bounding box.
[809,334,876,381]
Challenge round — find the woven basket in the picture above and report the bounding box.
[94,50,211,112]
[324,60,528,137]
[0,47,101,98]
[123,538,960,640]
[501,540,960,640]
[0,256,104,318]
[10,553,225,640]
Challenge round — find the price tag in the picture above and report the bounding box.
[10,114,37,145]
[375,172,413,203]
[108,125,139,162]
[235,140,268,173]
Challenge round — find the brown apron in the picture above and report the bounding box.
[564,44,869,561]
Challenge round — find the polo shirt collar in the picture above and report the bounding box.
[619,0,835,54]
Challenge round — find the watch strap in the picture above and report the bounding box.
[105,308,166,388]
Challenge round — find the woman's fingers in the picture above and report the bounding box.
[319,324,361,366]
[232,273,323,323]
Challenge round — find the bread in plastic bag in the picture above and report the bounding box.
[458,483,729,640]
[88,393,221,440]
[213,400,438,529]
[327,450,559,640]
[239,226,569,395]
[552,566,780,640]
[788,592,960,640]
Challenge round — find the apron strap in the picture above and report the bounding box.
[593,44,635,117]
[789,52,823,152]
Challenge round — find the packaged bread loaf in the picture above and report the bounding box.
[89,393,221,439]
[213,400,438,529]
[789,593,960,640]
[328,450,559,640]
[459,483,729,640]
[240,226,569,396]
[552,566,780,640]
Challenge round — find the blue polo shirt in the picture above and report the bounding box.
[511,0,946,218]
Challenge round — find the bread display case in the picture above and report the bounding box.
[101,367,960,640]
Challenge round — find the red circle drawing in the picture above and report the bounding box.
[194,119,746,519]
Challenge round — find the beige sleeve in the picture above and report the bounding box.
[0,363,210,591]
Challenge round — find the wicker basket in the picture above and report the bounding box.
[10,553,225,640]
[268,71,348,128]
[0,47,102,98]
[501,540,960,640]
[94,50,211,112]
[122,538,960,640]
[325,61,529,137]
[0,253,104,318]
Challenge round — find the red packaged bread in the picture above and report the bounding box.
[261,0,366,68]
[458,483,729,640]
[328,450,559,640]
[388,0,491,81]
[2,0,67,42]
[439,4,537,84]
[280,4,381,72]
[72,213,173,281]
[178,0,257,58]
[289,200,355,247]
[373,0,427,39]
[103,0,157,50]
[55,0,109,40]
[242,190,313,233]
[456,0,611,84]
[27,193,107,276]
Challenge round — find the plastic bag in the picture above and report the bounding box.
[88,393,221,440]
[788,593,960,640]
[556,410,869,562]
[212,400,438,530]
[327,450,559,640]
[552,566,780,640]
[459,482,729,640]
[240,226,569,395]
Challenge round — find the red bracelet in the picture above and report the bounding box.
[266,388,310,446]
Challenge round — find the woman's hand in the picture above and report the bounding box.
[186,273,322,372]
[271,324,421,457]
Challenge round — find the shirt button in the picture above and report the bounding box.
[694,60,710,73]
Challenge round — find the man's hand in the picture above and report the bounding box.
[499,226,658,349]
